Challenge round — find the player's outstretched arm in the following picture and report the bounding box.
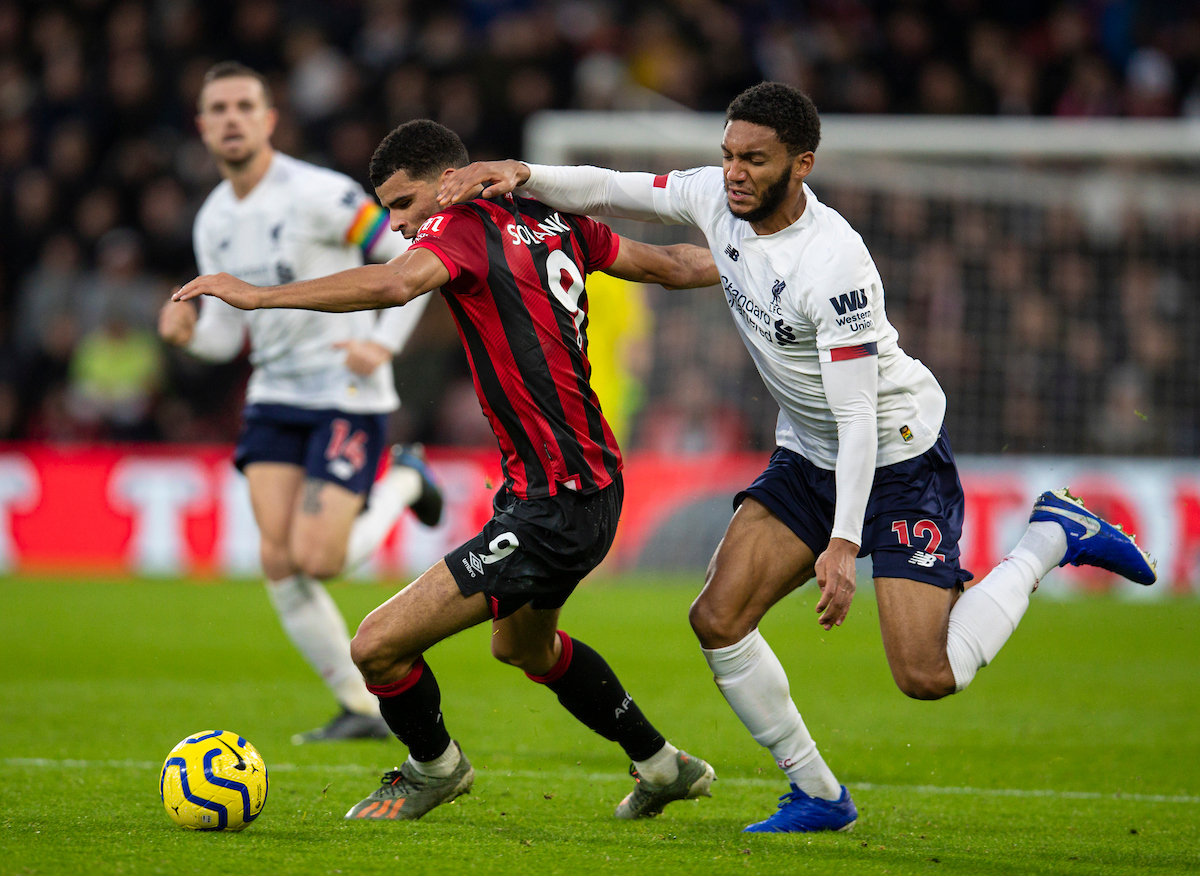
[603,238,718,290]
[438,161,671,224]
[172,248,450,313]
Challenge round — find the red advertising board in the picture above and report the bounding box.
[0,443,1195,596]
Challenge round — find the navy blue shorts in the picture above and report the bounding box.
[735,428,972,590]
[234,403,388,496]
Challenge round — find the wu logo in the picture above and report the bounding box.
[724,244,740,262]
[829,288,868,315]
[771,279,785,301]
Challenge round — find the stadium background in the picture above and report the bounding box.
[0,0,1198,587]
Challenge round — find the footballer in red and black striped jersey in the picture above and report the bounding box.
[172,118,721,824]
[410,194,622,500]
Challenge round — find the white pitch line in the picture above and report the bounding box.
[4,758,1197,806]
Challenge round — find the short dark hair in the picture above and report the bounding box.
[726,82,820,156]
[369,120,470,188]
[200,61,273,108]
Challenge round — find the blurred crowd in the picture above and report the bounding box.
[0,0,1199,453]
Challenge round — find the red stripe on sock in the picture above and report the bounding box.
[653,174,668,188]
[366,659,424,698]
[525,630,573,684]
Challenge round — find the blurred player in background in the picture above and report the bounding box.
[440,81,1158,833]
[159,63,443,744]
[174,119,721,823]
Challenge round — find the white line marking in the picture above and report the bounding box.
[4,757,1197,805]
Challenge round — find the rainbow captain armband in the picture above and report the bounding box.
[345,201,390,255]
[821,342,878,362]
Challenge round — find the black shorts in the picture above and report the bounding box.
[735,428,973,590]
[446,474,623,619]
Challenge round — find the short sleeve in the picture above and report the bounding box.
[652,166,726,229]
[408,206,487,292]
[571,214,619,273]
[810,246,883,361]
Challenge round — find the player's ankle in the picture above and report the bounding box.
[408,742,461,779]
[633,742,680,785]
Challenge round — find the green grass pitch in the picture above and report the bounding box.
[1,576,1198,875]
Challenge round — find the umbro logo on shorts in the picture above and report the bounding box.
[908,551,939,568]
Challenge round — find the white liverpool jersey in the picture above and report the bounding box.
[652,167,945,470]
[190,152,414,413]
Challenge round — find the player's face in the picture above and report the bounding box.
[721,121,804,224]
[196,77,276,168]
[376,169,446,239]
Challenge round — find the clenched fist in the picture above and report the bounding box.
[159,297,198,346]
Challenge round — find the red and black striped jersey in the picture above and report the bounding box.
[410,195,623,499]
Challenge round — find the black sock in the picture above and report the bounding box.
[527,631,666,762]
[366,658,452,762]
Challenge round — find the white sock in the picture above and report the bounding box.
[265,574,380,717]
[343,466,424,573]
[633,741,680,785]
[408,742,460,778]
[945,521,1067,692]
[703,629,841,800]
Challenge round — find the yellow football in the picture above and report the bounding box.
[159,730,268,831]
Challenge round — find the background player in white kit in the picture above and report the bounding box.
[440,81,1158,831]
[159,63,442,743]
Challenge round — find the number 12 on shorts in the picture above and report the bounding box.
[892,519,945,564]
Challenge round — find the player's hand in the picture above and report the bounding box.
[814,537,858,630]
[158,297,197,346]
[437,160,530,207]
[172,273,259,310]
[335,339,392,376]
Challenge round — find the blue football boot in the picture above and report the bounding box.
[742,784,857,833]
[1029,488,1156,586]
[390,444,444,528]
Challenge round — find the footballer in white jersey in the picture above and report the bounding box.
[439,81,1157,833]
[159,63,444,745]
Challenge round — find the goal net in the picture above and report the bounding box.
[525,113,1200,459]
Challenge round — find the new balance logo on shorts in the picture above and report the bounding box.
[908,551,939,568]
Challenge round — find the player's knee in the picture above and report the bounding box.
[259,540,294,581]
[688,595,745,649]
[490,636,551,672]
[892,665,955,701]
[350,622,390,682]
[293,540,345,581]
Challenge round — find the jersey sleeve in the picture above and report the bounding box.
[650,165,726,228]
[193,207,221,275]
[572,214,619,272]
[408,206,488,292]
[809,245,884,361]
[305,170,399,259]
[522,164,724,229]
